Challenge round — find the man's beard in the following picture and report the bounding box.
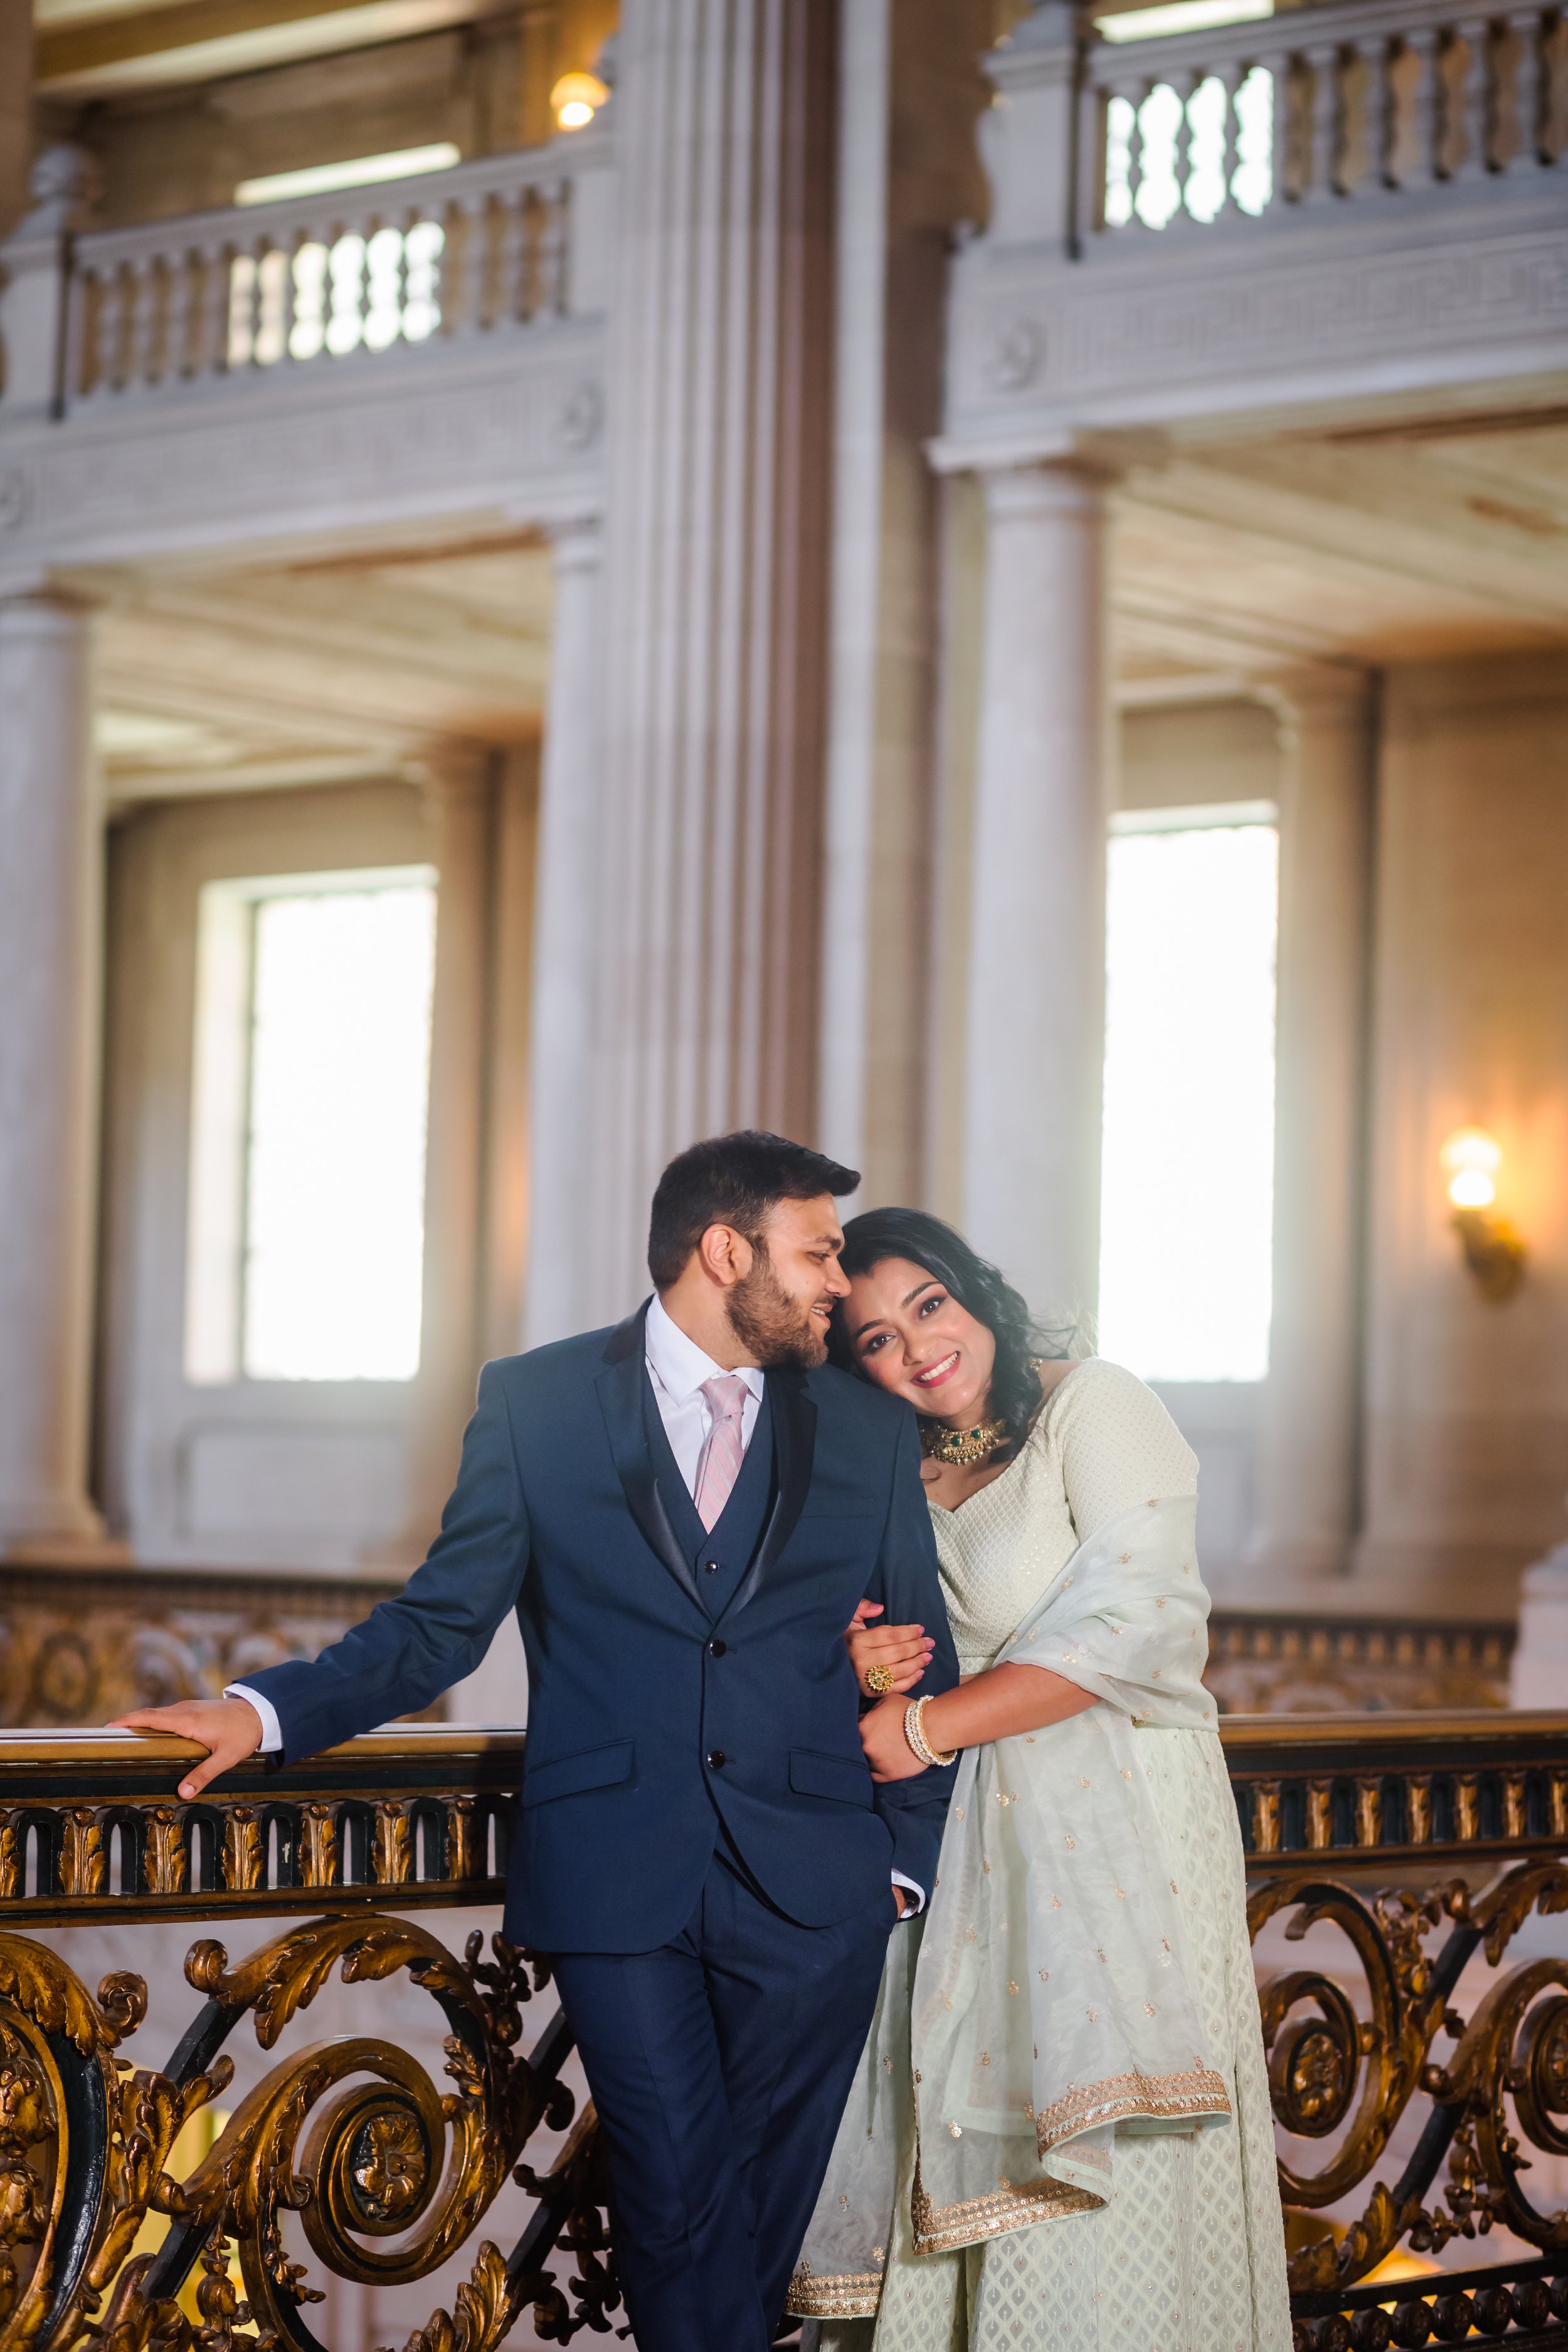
[726,1243,829,1370]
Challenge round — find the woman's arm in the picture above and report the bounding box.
[859,1661,1096,1782]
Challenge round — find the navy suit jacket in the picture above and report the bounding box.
[243,1302,961,1952]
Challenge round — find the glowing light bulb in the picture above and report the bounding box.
[1439,1126,1503,1210]
[1448,1168,1496,1210]
[551,72,608,131]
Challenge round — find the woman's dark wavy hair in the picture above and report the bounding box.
[827,1207,1073,1451]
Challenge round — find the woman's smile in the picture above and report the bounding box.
[913,1350,961,1389]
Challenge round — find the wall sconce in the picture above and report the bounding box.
[551,72,609,131]
[1439,1127,1526,1303]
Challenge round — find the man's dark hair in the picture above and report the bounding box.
[648,1131,861,1290]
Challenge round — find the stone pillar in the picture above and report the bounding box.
[389,752,494,1558]
[959,458,1111,1326]
[523,518,603,1348]
[585,0,836,1323]
[0,595,107,1552]
[1246,671,1374,1592]
[815,0,992,1204]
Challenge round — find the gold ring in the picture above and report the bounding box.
[865,1665,894,1696]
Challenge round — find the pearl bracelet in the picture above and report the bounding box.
[904,1695,957,1768]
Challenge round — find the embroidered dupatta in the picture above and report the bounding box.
[790,1493,1232,2319]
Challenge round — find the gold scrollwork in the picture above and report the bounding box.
[0,1913,611,2352]
[1253,1857,1568,2291]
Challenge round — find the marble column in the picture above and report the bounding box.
[523,518,603,1348]
[0,594,107,1552]
[390,751,494,1558]
[586,0,837,1323]
[960,458,1111,1327]
[1245,670,1374,1592]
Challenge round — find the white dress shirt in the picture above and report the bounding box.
[230,1295,923,1911]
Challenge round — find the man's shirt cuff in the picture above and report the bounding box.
[891,1869,924,1919]
[225,1683,283,1754]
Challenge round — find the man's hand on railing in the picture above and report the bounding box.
[109,1695,265,1800]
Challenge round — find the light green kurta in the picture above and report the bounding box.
[807,1360,1291,2352]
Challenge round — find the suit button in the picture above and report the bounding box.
[704,1559,721,1574]
[707,1749,726,1769]
[709,1638,727,1658]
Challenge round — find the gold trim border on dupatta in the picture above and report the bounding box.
[1036,2060,1232,2152]
[785,2261,886,2319]
[909,2150,1103,2257]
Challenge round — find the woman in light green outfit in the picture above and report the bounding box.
[788,1208,1290,2352]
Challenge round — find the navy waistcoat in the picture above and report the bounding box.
[643,1379,776,1621]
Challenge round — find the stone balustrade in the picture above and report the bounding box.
[0,135,612,572]
[2,1714,1567,2349]
[66,149,592,409]
[941,0,1568,449]
[1083,0,1567,242]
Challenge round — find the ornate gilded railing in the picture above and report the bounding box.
[1222,1710,1568,2344]
[5,1715,1568,2352]
[0,1728,616,2352]
[1207,1609,1515,1716]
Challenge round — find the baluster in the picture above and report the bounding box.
[455,193,489,334]
[1453,1772,1481,1841]
[1305,1777,1333,1850]
[1335,38,1373,193]
[1249,1781,1282,1855]
[164,242,194,379]
[1496,8,1542,168]
[1407,24,1443,184]
[1216,62,1241,217]
[539,176,569,312]
[194,241,226,375]
[60,258,88,403]
[1354,1776,1383,1849]
[94,262,126,393]
[1537,10,1567,161]
[1301,40,1342,199]
[1443,18,1493,177]
[1127,80,1148,225]
[1079,78,1110,235]
[123,258,151,388]
[1502,1772,1528,1841]
[498,185,532,322]
[1171,72,1194,222]
[278,228,299,363]
[1405,1774,1434,1845]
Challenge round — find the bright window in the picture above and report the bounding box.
[1097,804,1278,1383]
[185,867,437,1384]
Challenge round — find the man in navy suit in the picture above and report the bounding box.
[117,1131,960,2352]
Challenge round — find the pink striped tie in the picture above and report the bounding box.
[693,1374,751,1532]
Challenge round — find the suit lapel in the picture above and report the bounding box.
[596,1304,705,1616]
[726,1367,817,1619]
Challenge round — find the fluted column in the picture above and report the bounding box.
[1246,670,1374,1591]
[960,459,1111,1325]
[524,517,603,1348]
[386,751,494,1559]
[586,0,836,1322]
[0,595,107,1552]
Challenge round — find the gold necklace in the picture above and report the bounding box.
[921,1415,1012,1467]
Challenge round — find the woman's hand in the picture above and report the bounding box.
[858,1690,929,1783]
[844,1599,935,1698]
